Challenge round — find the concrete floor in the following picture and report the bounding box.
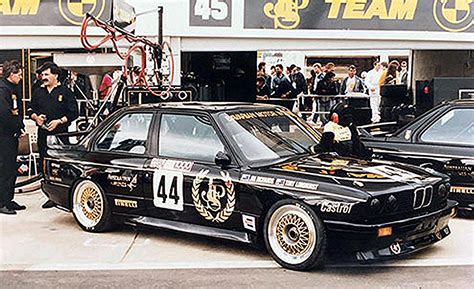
[1,190,473,272]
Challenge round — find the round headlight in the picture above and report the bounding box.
[438,184,448,198]
[370,198,382,214]
[386,195,398,212]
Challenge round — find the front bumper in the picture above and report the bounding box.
[324,200,457,261]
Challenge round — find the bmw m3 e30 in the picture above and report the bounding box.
[43,103,457,271]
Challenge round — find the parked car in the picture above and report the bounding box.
[360,100,473,215]
[43,103,456,270]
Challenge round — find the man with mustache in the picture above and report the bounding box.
[28,62,78,209]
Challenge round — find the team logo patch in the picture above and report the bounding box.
[433,0,473,32]
[264,0,310,29]
[192,170,235,223]
[59,0,106,26]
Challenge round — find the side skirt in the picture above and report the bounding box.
[123,215,253,244]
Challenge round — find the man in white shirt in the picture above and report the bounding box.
[340,65,365,95]
[365,61,383,123]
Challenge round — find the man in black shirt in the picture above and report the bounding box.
[0,60,27,214]
[256,76,270,100]
[28,62,78,209]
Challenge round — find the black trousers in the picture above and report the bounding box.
[38,127,69,174]
[0,136,19,207]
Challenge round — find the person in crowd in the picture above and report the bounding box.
[257,61,272,89]
[315,72,339,123]
[365,61,384,123]
[289,64,307,96]
[400,61,408,84]
[28,62,79,209]
[271,64,293,98]
[309,63,324,94]
[381,60,400,85]
[256,76,271,100]
[0,60,27,215]
[99,72,113,100]
[339,65,366,95]
[324,62,336,73]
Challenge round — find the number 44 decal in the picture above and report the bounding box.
[153,171,184,211]
[194,0,228,21]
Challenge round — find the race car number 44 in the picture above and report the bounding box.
[153,170,184,211]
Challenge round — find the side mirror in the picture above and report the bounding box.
[215,151,231,168]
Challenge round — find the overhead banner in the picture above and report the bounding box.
[0,0,112,26]
[244,0,474,33]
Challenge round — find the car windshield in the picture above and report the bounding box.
[218,108,319,165]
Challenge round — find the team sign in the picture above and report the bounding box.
[244,0,474,32]
[0,0,111,26]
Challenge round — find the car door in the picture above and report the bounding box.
[85,111,155,215]
[144,111,243,229]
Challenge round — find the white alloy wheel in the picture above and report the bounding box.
[72,180,107,231]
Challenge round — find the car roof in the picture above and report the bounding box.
[122,102,280,113]
[445,99,474,106]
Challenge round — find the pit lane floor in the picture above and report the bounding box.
[1,190,473,288]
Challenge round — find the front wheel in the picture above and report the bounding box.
[72,180,112,232]
[264,200,327,271]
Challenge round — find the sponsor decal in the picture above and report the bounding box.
[450,186,474,195]
[59,0,106,26]
[295,181,319,191]
[444,164,473,177]
[241,174,298,188]
[263,0,310,29]
[281,163,304,172]
[192,170,235,223]
[227,110,286,121]
[0,0,40,15]
[150,158,194,173]
[153,170,184,211]
[433,0,473,32]
[389,242,402,255]
[114,199,138,208]
[366,165,422,183]
[49,162,62,182]
[107,174,138,191]
[242,214,257,231]
[318,200,354,214]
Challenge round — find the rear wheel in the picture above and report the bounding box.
[72,180,112,232]
[264,200,326,271]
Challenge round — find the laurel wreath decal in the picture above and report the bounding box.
[192,169,235,223]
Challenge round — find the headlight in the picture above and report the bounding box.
[370,198,382,214]
[386,195,398,212]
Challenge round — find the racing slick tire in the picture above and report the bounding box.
[71,180,113,232]
[264,200,327,271]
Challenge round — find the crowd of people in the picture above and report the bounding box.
[256,60,409,124]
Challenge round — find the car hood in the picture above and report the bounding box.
[251,153,445,198]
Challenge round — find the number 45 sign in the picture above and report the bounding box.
[190,0,232,27]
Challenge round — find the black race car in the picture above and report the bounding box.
[43,103,456,271]
[360,100,474,215]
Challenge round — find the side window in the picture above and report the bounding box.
[420,108,474,145]
[159,114,224,163]
[96,113,153,154]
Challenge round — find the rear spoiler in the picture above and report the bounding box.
[47,130,91,148]
[357,122,398,138]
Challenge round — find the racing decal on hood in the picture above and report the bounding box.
[150,158,194,173]
[192,170,235,223]
[107,174,138,191]
[365,165,422,183]
[315,200,354,214]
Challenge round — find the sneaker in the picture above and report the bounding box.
[41,200,55,209]
[7,201,26,211]
[0,206,17,215]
